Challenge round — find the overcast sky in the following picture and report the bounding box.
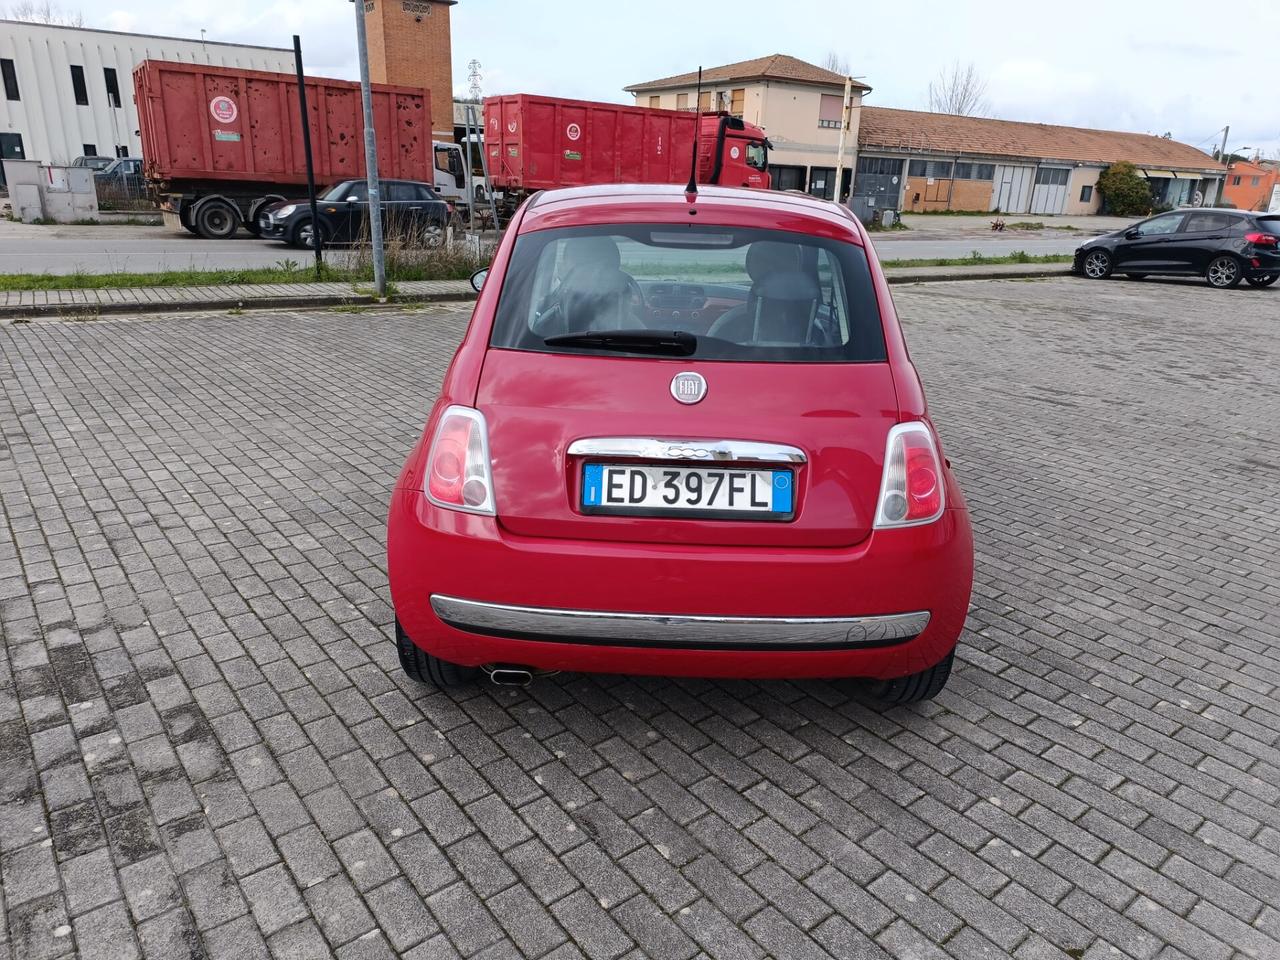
[74,0,1280,158]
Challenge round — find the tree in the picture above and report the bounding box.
[824,51,850,75]
[926,61,990,117]
[5,1,83,25]
[1096,161,1152,217]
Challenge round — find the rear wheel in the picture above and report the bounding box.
[869,650,954,706]
[1206,255,1242,288]
[1245,273,1277,288]
[1081,249,1112,279]
[194,198,240,240]
[396,619,480,686]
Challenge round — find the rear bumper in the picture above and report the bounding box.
[388,490,973,680]
[430,595,930,650]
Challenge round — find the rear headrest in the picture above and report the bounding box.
[745,241,801,283]
[563,237,622,272]
[755,271,820,302]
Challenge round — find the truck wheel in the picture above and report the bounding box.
[194,199,240,240]
[245,195,284,237]
[179,202,200,236]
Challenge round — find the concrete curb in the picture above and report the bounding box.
[0,264,1076,321]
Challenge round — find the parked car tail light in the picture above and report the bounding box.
[1244,232,1278,247]
[425,406,495,515]
[874,422,945,529]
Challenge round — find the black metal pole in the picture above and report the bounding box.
[293,35,323,279]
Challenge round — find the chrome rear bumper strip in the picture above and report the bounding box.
[430,595,929,651]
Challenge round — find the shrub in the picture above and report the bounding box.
[1096,162,1152,218]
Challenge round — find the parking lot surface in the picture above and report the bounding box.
[1,277,1278,960]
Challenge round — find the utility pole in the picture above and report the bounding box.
[831,75,854,205]
[293,35,323,280]
[1218,124,1230,163]
[353,0,386,298]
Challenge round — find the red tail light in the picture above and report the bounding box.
[425,406,495,515]
[874,422,945,529]
[1244,232,1278,247]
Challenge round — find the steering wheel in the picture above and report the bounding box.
[624,276,650,328]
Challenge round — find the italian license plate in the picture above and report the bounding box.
[582,463,794,520]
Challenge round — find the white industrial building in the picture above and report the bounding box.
[0,19,293,184]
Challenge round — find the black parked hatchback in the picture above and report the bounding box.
[1074,209,1280,288]
[258,179,450,249]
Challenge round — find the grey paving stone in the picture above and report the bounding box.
[3,284,1280,960]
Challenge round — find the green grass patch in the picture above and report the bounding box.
[0,249,485,292]
[880,251,1073,269]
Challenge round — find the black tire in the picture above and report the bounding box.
[1126,273,1147,280]
[194,199,239,240]
[1245,273,1277,288]
[245,195,284,237]
[179,202,201,236]
[290,218,329,250]
[1081,249,1113,279]
[1206,255,1243,289]
[395,619,480,686]
[870,650,954,706]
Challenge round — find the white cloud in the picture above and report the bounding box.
[53,0,1280,157]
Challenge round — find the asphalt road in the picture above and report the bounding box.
[0,225,1089,276]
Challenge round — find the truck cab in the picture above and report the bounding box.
[432,141,470,218]
[699,114,771,190]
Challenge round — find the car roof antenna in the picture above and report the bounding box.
[685,67,702,197]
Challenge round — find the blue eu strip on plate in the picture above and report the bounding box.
[770,470,792,513]
[583,463,604,506]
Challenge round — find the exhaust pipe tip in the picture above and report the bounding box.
[486,666,534,688]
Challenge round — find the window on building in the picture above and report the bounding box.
[1034,167,1069,186]
[104,67,121,108]
[953,162,995,180]
[115,145,129,157]
[1,58,18,101]
[649,95,661,109]
[818,93,843,129]
[698,90,712,112]
[729,88,744,117]
[676,92,688,111]
[856,155,902,176]
[82,143,98,157]
[1079,184,1093,203]
[1231,175,1241,186]
[70,65,89,106]
[1252,176,1261,187]
[908,159,953,179]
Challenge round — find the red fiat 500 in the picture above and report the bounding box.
[388,184,973,704]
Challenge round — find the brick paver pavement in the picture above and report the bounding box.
[1,277,1277,960]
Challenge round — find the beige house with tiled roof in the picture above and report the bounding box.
[626,55,871,200]
[853,106,1225,219]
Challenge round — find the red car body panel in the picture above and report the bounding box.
[478,350,897,547]
[388,184,973,681]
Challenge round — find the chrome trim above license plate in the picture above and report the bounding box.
[567,437,806,464]
[430,594,930,650]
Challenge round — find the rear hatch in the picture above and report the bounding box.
[478,350,896,548]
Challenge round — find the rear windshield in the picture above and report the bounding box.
[1258,216,1280,236]
[489,224,887,363]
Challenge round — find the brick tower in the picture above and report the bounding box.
[364,0,456,141]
